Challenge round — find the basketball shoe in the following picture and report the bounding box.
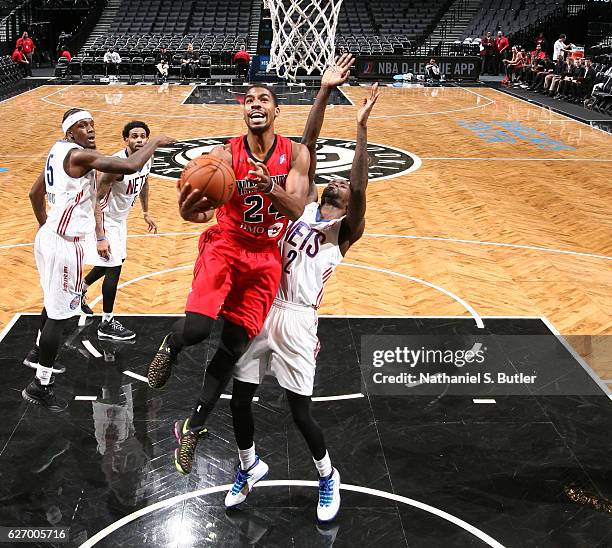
[22,378,68,412]
[317,468,341,522]
[224,457,269,508]
[173,418,208,475]
[147,333,177,388]
[98,318,135,340]
[23,346,66,374]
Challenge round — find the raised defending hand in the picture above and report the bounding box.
[357,82,381,127]
[177,182,214,223]
[247,157,273,193]
[321,53,354,89]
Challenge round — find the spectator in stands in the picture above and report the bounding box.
[534,32,546,53]
[552,34,572,67]
[494,31,509,75]
[540,57,563,93]
[521,47,546,88]
[16,31,35,75]
[11,44,30,76]
[529,54,555,91]
[60,47,72,62]
[530,43,545,62]
[233,45,251,79]
[572,58,596,103]
[481,31,495,75]
[156,46,170,82]
[553,56,581,99]
[57,30,71,57]
[544,56,575,96]
[501,46,522,85]
[181,43,196,80]
[425,58,441,81]
[560,56,580,96]
[104,47,121,78]
[514,48,529,85]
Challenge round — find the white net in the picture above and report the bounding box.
[267,0,343,81]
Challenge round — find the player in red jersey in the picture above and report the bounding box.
[147,84,311,474]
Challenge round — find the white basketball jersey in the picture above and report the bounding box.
[44,141,96,239]
[277,202,344,308]
[100,148,151,221]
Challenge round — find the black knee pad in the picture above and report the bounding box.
[183,312,214,346]
[220,321,249,358]
[103,265,123,284]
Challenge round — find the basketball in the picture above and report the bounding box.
[178,155,236,207]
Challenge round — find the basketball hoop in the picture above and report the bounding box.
[267,0,343,81]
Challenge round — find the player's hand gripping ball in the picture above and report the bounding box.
[178,155,236,208]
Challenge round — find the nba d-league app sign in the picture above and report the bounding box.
[357,56,482,80]
[151,137,421,185]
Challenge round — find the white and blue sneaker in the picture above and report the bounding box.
[224,457,269,508]
[317,468,341,522]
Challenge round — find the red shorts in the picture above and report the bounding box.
[185,226,281,339]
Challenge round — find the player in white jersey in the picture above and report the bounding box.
[22,107,174,411]
[82,121,156,341]
[225,76,380,522]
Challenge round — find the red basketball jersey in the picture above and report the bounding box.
[216,135,293,248]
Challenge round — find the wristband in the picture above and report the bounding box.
[97,236,107,242]
[264,181,275,194]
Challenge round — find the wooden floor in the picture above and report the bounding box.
[1,84,611,378]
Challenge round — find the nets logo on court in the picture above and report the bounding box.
[151,137,421,185]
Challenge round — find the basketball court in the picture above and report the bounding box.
[0,81,611,546]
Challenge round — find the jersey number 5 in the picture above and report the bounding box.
[243,195,282,223]
[45,154,54,186]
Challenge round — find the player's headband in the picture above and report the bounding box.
[62,111,93,134]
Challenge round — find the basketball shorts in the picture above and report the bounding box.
[185,226,282,339]
[35,225,85,320]
[233,299,320,396]
[85,215,127,267]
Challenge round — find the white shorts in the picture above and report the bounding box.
[85,215,127,267]
[35,225,85,320]
[234,299,320,396]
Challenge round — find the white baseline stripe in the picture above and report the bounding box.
[220,393,260,402]
[122,370,148,383]
[473,398,496,404]
[82,340,102,358]
[74,395,98,401]
[78,480,505,548]
[0,313,22,343]
[341,262,484,329]
[364,233,612,261]
[311,393,365,401]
